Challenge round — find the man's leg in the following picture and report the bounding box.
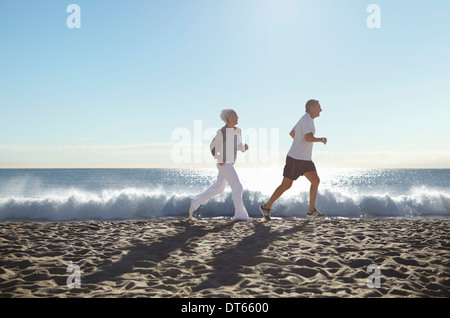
[303,170,320,212]
[264,177,293,210]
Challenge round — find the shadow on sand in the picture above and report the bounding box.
[83,220,235,285]
[192,221,310,293]
[83,219,311,294]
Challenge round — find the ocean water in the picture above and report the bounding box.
[0,168,449,222]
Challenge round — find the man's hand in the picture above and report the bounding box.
[305,133,327,144]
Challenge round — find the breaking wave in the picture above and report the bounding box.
[1,186,449,222]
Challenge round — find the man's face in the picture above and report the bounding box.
[310,103,322,118]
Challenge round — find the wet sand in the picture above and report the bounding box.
[0,218,449,298]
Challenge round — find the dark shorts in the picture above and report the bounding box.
[283,156,316,181]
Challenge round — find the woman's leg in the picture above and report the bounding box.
[218,163,249,220]
[190,167,227,216]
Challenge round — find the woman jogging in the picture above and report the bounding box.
[189,109,249,221]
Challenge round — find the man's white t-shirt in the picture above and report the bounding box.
[287,112,315,161]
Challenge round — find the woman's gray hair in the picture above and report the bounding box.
[220,109,236,123]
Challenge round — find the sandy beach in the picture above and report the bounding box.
[0,218,449,298]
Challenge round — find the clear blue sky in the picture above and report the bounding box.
[1,0,449,168]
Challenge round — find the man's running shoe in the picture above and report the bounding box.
[306,208,326,218]
[259,205,272,221]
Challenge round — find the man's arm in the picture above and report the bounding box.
[304,132,327,144]
[289,130,295,139]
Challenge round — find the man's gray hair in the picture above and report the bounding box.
[305,99,319,112]
[220,109,236,123]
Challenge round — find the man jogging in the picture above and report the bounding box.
[260,99,327,220]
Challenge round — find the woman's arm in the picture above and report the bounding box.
[212,129,224,163]
[237,128,248,152]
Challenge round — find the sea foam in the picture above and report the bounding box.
[1,186,449,222]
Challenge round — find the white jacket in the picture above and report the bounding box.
[210,126,246,164]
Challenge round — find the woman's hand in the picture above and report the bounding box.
[244,144,249,151]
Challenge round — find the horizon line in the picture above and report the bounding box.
[1,166,450,170]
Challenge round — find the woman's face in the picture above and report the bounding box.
[228,112,238,126]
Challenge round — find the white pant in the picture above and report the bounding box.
[191,163,249,220]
